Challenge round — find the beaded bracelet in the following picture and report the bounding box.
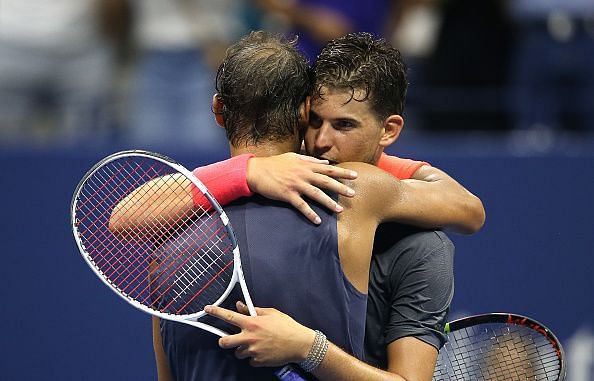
[299,330,329,373]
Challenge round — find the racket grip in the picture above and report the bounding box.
[274,365,307,380]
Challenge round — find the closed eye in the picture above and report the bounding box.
[309,112,323,129]
[334,119,357,130]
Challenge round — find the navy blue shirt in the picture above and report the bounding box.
[160,195,367,380]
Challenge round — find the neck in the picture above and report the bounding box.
[371,148,384,166]
[229,138,301,157]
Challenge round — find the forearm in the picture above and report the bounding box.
[108,156,252,236]
[152,317,174,381]
[396,178,485,234]
[206,303,406,380]
[377,154,485,233]
[108,174,195,236]
[311,342,406,381]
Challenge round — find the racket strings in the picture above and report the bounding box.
[149,215,234,313]
[74,156,235,317]
[90,168,231,314]
[78,161,178,287]
[80,163,159,276]
[433,323,562,380]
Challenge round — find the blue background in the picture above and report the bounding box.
[2,137,593,380]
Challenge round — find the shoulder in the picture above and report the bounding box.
[337,162,391,183]
[336,162,403,212]
[398,230,454,261]
[372,230,454,350]
[372,227,454,289]
[374,225,454,263]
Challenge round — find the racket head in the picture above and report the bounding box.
[433,312,565,381]
[71,150,242,324]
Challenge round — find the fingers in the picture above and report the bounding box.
[298,187,343,213]
[287,195,323,224]
[309,174,356,198]
[295,154,329,164]
[313,164,358,180]
[234,345,251,359]
[218,333,247,350]
[236,300,260,316]
[292,153,359,182]
[288,179,354,224]
[236,347,267,367]
[204,305,247,327]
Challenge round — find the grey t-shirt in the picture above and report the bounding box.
[364,224,455,368]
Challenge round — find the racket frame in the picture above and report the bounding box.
[71,150,257,337]
[439,312,566,381]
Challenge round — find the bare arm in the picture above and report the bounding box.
[377,155,485,234]
[385,338,437,381]
[205,303,407,381]
[152,317,175,381]
[108,153,358,235]
[202,165,448,380]
[311,344,407,381]
[108,174,194,238]
[332,161,473,292]
[246,153,357,224]
[403,164,485,234]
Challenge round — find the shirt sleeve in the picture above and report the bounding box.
[384,231,454,350]
[377,153,429,180]
[191,154,255,209]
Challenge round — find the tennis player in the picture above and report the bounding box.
[145,30,466,381]
[202,32,485,381]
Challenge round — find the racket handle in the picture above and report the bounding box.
[274,365,307,380]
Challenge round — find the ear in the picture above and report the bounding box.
[298,96,311,124]
[212,94,225,128]
[297,97,311,141]
[379,114,403,148]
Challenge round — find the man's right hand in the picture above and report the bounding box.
[247,153,357,224]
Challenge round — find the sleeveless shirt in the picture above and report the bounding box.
[160,195,367,380]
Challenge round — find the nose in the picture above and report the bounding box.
[314,123,333,152]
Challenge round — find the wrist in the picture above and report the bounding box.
[298,329,329,373]
[296,328,317,363]
[245,156,259,194]
[230,153,255,196]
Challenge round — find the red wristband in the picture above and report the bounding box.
[191,154,255,208]
[377,153,429,180]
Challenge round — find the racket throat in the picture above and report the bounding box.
[234,247,257,317]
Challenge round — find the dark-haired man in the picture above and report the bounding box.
[146,31,461,381]
[205,33,484,381]
[308,32,478,377]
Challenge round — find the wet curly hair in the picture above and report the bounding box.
[313,32,408,120]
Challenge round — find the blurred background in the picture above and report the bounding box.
[1,0,593,379]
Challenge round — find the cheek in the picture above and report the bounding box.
[341,140,374,162]
[350,142,369,156]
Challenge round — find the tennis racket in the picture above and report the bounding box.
[71,150,305,381]
[432,313,565,381]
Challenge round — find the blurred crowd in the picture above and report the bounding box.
[0,0,593,153]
